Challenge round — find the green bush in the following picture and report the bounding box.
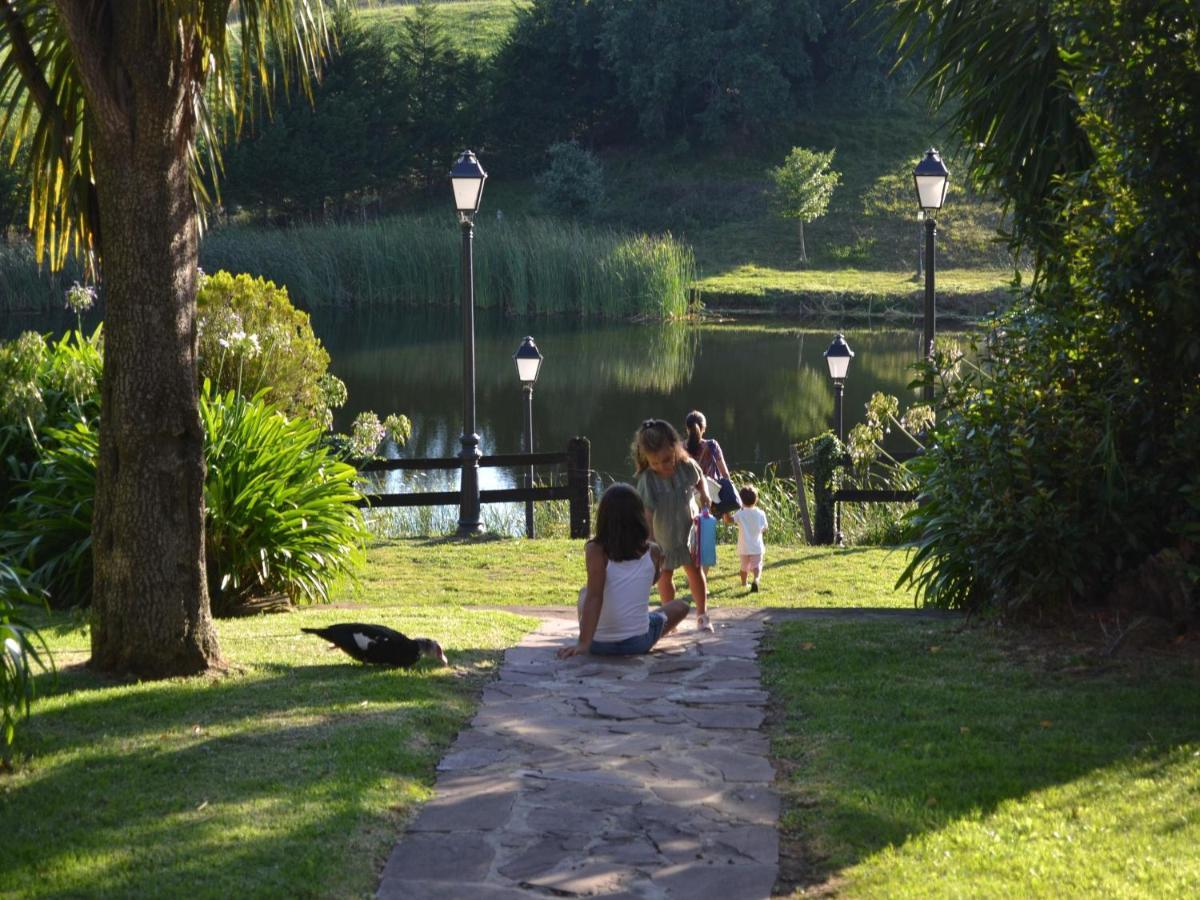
[0,423,97,607]
[1,560,50,765]
[896,317,1158,615]
[0,374,367,614]
[888,0,1199,622]
[201,384,366,616]
[197,270,343,426]
[537,141,605,216]
[0,327,102,508]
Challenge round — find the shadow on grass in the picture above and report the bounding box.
[763,617,1200,892]
[3,641,514,897]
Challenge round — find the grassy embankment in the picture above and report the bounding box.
[3,538,1196,898]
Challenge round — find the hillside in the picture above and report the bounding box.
[0,0,1021,317]
[349,1,1019,313]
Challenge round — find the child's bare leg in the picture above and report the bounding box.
[682,563,707,617]
[657,568,676,603]
[659,598,690,636]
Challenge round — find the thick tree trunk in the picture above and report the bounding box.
[83,10,223,676]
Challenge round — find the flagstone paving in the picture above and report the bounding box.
[378,609,780,899]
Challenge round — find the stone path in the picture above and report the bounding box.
[378,610,779,899]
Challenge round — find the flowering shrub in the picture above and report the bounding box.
[197,270,345,426]
[0,326,102,510]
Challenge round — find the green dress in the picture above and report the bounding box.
[636,457,703,569]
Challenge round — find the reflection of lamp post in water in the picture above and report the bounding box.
[450,150,487,535]
[513,336,544,539]
[913,148,950,403]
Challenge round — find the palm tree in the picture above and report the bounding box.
[0,1,331,676]
[885,0,1093,256]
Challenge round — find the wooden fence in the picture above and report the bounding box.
[352,436,593,538]
[790,446,920,545]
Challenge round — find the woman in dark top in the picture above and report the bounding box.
[684,410,740,516]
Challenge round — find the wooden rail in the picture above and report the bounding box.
[792,444,922,545]
[351,437,592,538]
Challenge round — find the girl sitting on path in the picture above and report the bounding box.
[557,483,691,659]
[633,419,714,632]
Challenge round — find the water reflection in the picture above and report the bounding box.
[2,306,957,520]
[314,311,949,489]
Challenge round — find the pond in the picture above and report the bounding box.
[3,307,963,527]
[311,309,953,488]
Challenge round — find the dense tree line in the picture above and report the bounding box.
[215,0,898,220]
[222,5,480,221]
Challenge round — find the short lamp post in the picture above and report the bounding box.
[913,148,949,403]
[823,333,854,443]
[823,334,854,547]
[451,150,487,535]
[513,336,544,539]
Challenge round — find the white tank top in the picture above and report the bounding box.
[593,551,654,642]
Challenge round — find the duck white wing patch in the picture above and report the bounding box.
[352,632,375,651]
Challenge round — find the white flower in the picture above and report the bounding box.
[65,281,97,314]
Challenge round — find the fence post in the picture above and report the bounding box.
[809,434,841,545]
[789,445,815,545]
[567,436,591,539]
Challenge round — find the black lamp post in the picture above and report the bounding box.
[450,150,487,535]
[913,148,949,403]
[824,333,854,547]
[513,336,543,539]
[823,333,854,442]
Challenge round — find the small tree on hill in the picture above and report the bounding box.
[768,147,841,265]
[537,141,604,216]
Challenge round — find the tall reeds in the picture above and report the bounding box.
[200,215,695,319]
[0,241,84,314]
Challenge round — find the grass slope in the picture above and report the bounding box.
[766,618,1200,898]
[2,606,535,898]
[350,538,916,609]
[354,0,524,58]
[3,538,1196,898]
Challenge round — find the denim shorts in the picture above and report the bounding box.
[589,611,668,656]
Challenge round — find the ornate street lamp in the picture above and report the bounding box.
[913,147,949,403]
[823,333,854,442]
[824,333,854,546]
[451,150,487,535]
[513,336,544,539]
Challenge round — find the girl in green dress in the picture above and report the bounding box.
[632,419,714,632]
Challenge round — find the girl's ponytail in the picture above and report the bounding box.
[684,410,706,457]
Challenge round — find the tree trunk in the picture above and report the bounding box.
[798,220,808,265]
[82,11,223,676]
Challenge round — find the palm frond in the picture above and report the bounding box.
[0,0,334,269]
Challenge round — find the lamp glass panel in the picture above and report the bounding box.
[915,174,947,210]
[452,177,484,213]
[516,356,542,384]
[826,356,851,380]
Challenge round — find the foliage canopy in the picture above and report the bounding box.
[891,0,1199,620]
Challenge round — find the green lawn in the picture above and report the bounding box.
[765,618,1200,898]
[347,537,916,610]
[1,605,535,898]
[354,0,524,58]
[693,265,1019,318]
[4,538,1194,898]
